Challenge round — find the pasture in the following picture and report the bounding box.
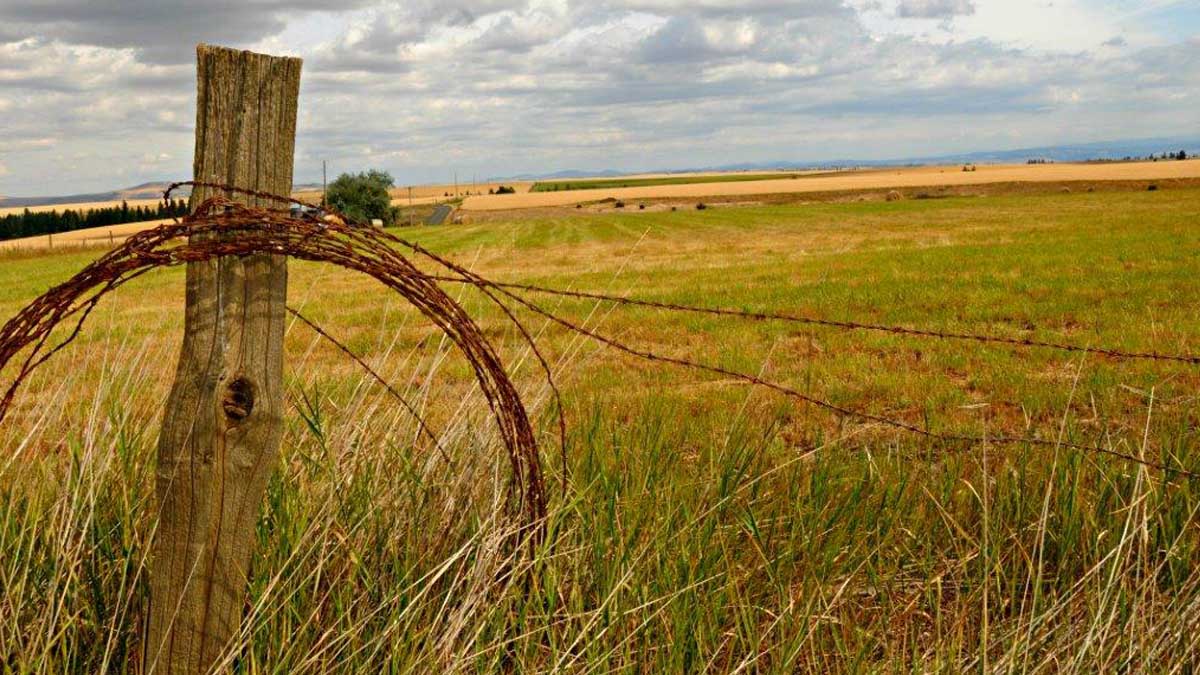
[1,186,1199,671]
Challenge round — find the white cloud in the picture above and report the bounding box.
[0,0,1197,195]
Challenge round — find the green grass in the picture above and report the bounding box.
[1,188,1199,672]
[529,172,807,192]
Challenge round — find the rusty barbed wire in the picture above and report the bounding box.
[422,277,1200,366]
[169,182,579,486]
[0,192,547,526]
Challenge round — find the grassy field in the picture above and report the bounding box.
[530,172,807,192]
[1,187,1199,672]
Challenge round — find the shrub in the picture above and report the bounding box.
[495,185,516,195]
[326,170,395,225]
[696,203,707,210]
[638,204,646,210]
[1148,184,1159,191]
[614,201,625,209]
[886,190,902,202]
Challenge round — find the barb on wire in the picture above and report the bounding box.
[424,276,1200,366]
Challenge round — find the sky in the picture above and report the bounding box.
[0,0,1197,196]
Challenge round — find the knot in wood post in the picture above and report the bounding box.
[221,376,255,422]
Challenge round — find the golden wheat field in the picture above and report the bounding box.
[462,159,1200,210]
[0,198,164,218]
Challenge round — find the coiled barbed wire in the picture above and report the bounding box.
[0,190,547,524]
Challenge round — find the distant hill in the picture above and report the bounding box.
[489,136,1200,182]
[0,182,192,209]
[497,169,627,181]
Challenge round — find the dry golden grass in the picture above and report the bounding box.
[463,159,1200,210]
[538,168,830,183]
[0,219,175,251]
[0,198,164,218]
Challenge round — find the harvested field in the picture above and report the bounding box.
[530,171,827,192]
[0,198,163,218]
[0,219,175,251]
[463,159,1200,210]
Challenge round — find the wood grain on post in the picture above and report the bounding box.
[145,44,300,674]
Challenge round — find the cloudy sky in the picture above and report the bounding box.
[0,0,1197,196]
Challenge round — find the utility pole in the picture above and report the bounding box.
[322,160,327,208]
[454,171,458,198]
[408,186,413,227]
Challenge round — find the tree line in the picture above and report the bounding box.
[0,199,190,242]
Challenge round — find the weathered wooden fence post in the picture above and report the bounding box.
[145,44,301,674]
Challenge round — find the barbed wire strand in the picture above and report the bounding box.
[403,242,1199,481]
[423,276,1200,366]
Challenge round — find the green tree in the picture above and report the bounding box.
[326,170,395,224]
